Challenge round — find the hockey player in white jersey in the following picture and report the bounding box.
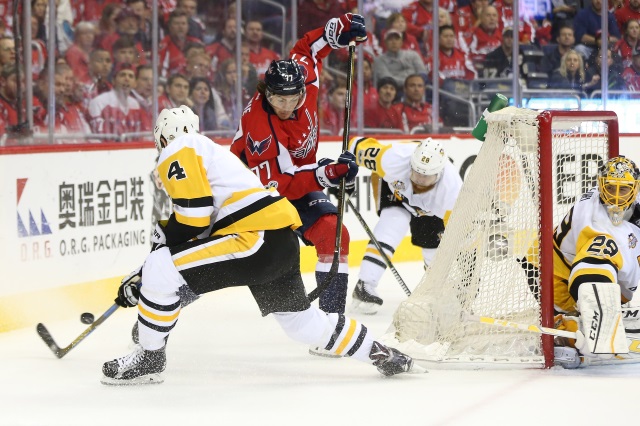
[348,137,462,314]
[101,106,420,385]
[534,156,640,365]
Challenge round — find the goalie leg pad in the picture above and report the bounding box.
[577,282,627,355]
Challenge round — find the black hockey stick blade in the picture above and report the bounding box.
[36,303,120,359]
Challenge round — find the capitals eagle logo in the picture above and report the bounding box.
[247,133,272,155]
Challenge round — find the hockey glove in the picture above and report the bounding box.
[315,156,359,188]
[115,266,142,308]
[324,13,368,49]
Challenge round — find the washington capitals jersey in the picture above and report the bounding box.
[230,26,333,201]
[552,188,640,312]
[156,133,301,246]
[350,137,462,224]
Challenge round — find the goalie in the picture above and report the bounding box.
[525,156,640,366]
[348,137,462,314]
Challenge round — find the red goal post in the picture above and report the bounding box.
[385,108,619,369]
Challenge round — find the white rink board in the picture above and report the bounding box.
[1,135,639,297]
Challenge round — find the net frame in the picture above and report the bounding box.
[385,109,619,369]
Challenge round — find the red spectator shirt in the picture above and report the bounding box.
[159,35,201,78]
[230,26,333,200]
[77,75,112,111]
[492,0,534,43]
[615,6,640,33]
[87,90,151,136]
[399,101,441,132]
[623,66,640,91]
[429,47,477,81]
[249,46,281,79]
[205,40,233,74]
[364,102,403,130]
[72,0,120,25]
[65,44,90,82]
[615,38,637,68]
[468,27,502,59]
[157,94,178,112]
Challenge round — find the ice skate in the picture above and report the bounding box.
[351,280,383,315]
[101,344,166,385]
[369,341,418,376]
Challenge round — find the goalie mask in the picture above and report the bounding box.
[264,59,307,113]
[153,105,200,152]
[410,138,446,188]
[598,156,640,225]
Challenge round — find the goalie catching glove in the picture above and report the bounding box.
[324,13,367,49]
[115,266,142,308]
[315,152,358,189]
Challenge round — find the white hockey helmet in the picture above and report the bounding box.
[410,138,446,187]
[153,105,200,152]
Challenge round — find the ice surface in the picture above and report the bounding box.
[1,262,637,426]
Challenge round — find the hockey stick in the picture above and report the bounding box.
[465,313,576,339]
[346,199,411,296]
[308,41,356,302]
[36,303,120,359]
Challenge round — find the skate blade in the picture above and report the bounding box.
[308,347,341,358]
[100,373,164,386]
[408,363,428,374]
[350,300,380,315]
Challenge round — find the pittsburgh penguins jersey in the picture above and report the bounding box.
[552,188,640,312]
[350,137,462,223]
[156,133,302,246]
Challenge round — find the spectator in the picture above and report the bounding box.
[297,0,347,35]
[32,0,48,41]
[614,19,640,68]
[484,27,515,77]
[540,25,576,74]
[158,73,190,111]
[573,0,620,59]
[493,0,535,44]
[352,55,378,119]
[177,0,205,41]
[159,10,202,79]
[363,76,403,130]
[95,3,124,51]
[87,62,151,137]
[398,74,441,132]
[188,76,219,131]
[401,0,436,55]
[184,51,213,81]
[548,49,589,92]
[240,41,259,95]
[111,36,143,78]
[65,21,96,82]
[125,0,153,54]
[74,0,120,25]
[615,0,640,34]
[213,58,248,129]
[205,17,236,74]
[0,65,22,136]
[245,20,280,79]
[622,47,640,91]
[320,83,348,135]
[585,48,626,95]
[551,0,578,39]
[454,0,490,49]
[373,29,427,93]
[78,48,113,110]
[131,64,154,114]
[101,8,148,65]
[430,24,477,84]
[0,35,15,70]
[382,12,423,58]
[468,5,502,67]
[30,15,47,81]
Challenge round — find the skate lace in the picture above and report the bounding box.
[117,345,145,368]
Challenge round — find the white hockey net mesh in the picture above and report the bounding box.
[387,107,611,368]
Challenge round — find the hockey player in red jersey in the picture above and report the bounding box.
[230,14,366,356]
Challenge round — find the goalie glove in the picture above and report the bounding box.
[324,13,368,49]
[115,266,142,308]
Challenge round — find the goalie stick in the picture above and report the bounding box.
[347,199,411,296]
[36,303,120,359]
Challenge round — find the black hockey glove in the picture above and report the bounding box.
[115,266,142,308]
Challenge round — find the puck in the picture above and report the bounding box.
[80,312,95,324]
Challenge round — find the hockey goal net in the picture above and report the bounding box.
[386,107,618,368]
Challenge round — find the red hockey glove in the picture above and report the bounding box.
[324,13,368,49]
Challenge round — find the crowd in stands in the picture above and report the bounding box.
[2,0,640,143]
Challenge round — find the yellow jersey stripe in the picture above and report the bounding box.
[173,231,261,268]
[139,305,181,322]
[335,319,357,355]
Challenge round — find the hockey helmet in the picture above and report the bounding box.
[264,59,307,111]
[410,138,446,187]
[153,105,200,152]
[598,155,640,225]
